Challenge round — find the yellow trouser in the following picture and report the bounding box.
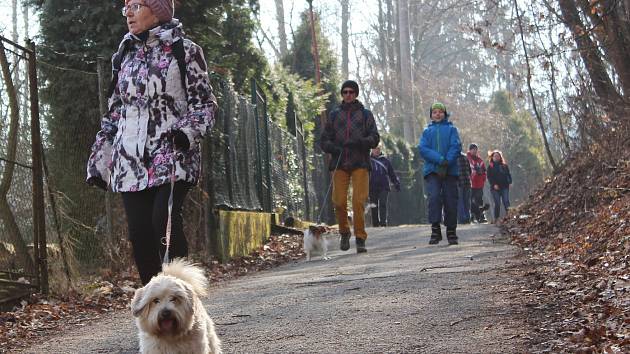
[332,168,369,239]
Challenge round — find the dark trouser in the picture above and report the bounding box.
[121,181,192,285]
[470,187,485,221]
[490,188,510,219]
[425,174,458,230]
[457,185,471,223]
[369,189,389,227]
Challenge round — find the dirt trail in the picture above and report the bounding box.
[16,224,529,354]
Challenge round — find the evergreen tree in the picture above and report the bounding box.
[491,91,546,203]
[281,10,339,114]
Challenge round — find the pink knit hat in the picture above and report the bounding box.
[145,0,174,23]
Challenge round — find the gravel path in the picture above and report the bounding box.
[16,224,528,354]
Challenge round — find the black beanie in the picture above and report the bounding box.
[341,80,360,95]
[469,143,478,150]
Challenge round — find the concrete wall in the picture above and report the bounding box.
[216,210,273,262]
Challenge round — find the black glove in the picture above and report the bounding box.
[330,145,343,154]
[474,165,481,174]
[343,138,360,148]
[394,184,401,192]
[436,160,448,179]
[162,130,190,152]
[172,130,190,151]
[87,176,108,191]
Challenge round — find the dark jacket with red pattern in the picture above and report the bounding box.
[320,100,380,171]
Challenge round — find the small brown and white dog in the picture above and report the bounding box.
[303,224,330,261]
[131,258,222,354]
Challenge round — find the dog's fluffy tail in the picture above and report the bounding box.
[162,258,208,297]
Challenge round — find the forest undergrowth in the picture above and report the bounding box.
[502,141,630,353]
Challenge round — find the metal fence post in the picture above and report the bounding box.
[27,40,48,294]
[297,117,310,219]
[96,57,116,253]
[251,79,264,211]
[261,96,273,213]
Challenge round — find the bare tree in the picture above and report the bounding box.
[556,0,622,111]
[397,0,413,143]
[341,0,349,78]
[0,41,36,275]
[513,0,558,172]
[274,0,288,57]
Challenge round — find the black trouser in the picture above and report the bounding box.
[369,189,389,227]
[121,181,192,285]
[470,187,485,222]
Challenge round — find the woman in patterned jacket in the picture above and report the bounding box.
[86,0,216,284]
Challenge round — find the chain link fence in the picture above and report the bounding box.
[1,41,424,301]
[0,43,328,300]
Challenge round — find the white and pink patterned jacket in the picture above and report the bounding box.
[87,20,216,192]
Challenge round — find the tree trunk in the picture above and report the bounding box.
[341,0,349,78]
[397,0,413,143]
[557,0,622,110]
[0,41,36,275]
[579,0,630,97]
[513,0,558,172]
[274,0,288,57]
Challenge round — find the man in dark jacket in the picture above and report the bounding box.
[456,150,472,224]
[320,80,380,253]
[369,146,401,227]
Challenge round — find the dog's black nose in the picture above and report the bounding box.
[159,309,172,319]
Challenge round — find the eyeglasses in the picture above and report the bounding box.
[341,90,355,95]
[122,3,147,16]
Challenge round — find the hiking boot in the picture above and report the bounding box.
[340,232,351,251]
[447,229,458,245]
[429,224,442,245]
[356,238,367,253]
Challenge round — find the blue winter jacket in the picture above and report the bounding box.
[418,115,462,177]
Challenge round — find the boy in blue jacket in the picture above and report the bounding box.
[418,102,462,245]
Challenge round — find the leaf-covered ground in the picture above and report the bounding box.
[501,148,630,353]
[0,233,304,353]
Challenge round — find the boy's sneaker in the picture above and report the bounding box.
[356,238,367,253]
[340,232,351,251]
[446,229,458,245]
[429,224,442,245]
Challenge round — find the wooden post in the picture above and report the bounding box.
[27,40,48,294]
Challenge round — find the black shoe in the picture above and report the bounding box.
[447,229,458,245]
[481,203,490,211]
[340,233,351,251]
[429,224,442,245]
[356,238,367,253]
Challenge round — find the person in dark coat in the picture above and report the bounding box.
[456,150,472,224]
[487,150,512,221]
[320,80,380,253]
[369,146,401,227]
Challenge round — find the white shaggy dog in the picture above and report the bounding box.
[131,259,222,354]
[303,225,330,261]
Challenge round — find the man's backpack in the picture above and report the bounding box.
[107,39,187,99]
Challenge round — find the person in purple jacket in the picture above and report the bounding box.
[369,146,401,227]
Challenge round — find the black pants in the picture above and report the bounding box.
[470,188,485,222]
[370,189,389,227]
[121,181,192,285]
